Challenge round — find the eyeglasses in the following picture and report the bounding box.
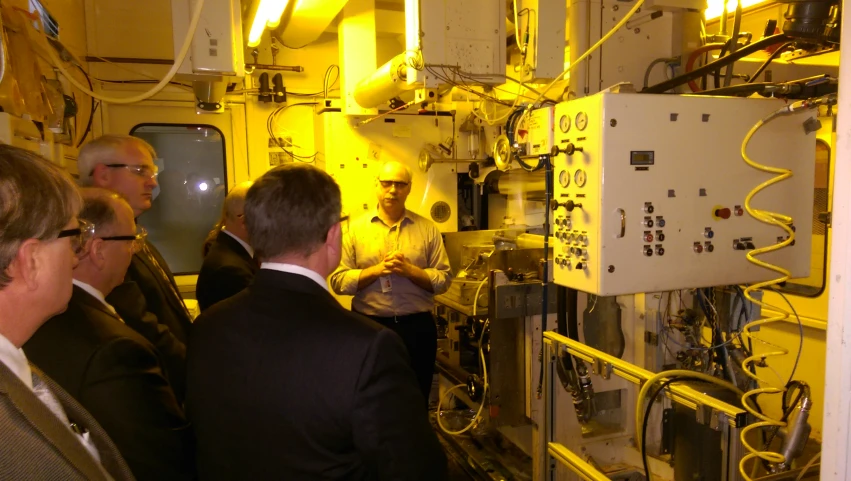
[340,215,350,234]
[57,219,95,254]
[378,180,409,189]
[103,164,159,180]
[100,226,148,252]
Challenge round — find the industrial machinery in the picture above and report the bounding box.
[0,0,842,479]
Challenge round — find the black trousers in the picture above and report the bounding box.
[361,311,437,403]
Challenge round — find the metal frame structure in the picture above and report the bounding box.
[542,331,748,481]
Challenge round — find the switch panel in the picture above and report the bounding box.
[551,91,815,296]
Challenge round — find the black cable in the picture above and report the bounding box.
[768,286,804,384]
[747,42,796,84]
[642,379,679,480]
[74,64,95,148]
[642,34,790,94]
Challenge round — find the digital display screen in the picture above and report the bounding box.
[631,151,655,166]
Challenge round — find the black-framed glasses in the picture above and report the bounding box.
[103,164,159,180]
[101,226,148,252]
[378,180,409,189]
[57,219,95,254]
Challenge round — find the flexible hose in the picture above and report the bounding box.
[526,0,645,107]
[736,98,829,478]
[437,279,489,435]
[43,0,206,104]
[634,369,745,450]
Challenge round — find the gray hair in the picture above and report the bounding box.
[0,145,81,289]
[77,134,157,186]
[245,164,341,261]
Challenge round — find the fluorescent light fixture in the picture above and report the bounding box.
[265,0,290,29]
[248,0,290,47]
[705,0,770,20]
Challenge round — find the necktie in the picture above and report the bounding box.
[141,242,193,320]
[31,371,103,464]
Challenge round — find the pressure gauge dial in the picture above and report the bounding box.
[558,169,570,187]
[559,114,571,133]
[574,169,587,187]
[575,112,588,131]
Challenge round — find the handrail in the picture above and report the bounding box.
[543,331,748,428]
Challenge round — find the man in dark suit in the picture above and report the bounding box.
[187,164,447,481]
[196,181,256,311]
[0,145,133,480]
[25,188,195,481]
[78,134,189,401]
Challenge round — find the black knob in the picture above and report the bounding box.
[745,241,756,250]
[734,242,746,250]
[658,233,666,242]
[656,247,665,256]
[644,247,653,257]
[575,262,585,270]
[644,204,654,214]
[551,143,584,157]
[706,244,715,253]
[644,219,654,228]
[258,73,272,102]
[551,200,583,212]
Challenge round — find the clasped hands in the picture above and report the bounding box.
[371,251,414,278]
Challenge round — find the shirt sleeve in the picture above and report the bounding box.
[329,229,363,296]
[423,225,452,295]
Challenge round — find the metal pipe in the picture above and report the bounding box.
[724,0,743,87]
[247,64,304,72]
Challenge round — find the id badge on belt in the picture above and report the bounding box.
[379,275,392,293]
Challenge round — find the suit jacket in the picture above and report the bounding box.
[25,286,196,481]
[107,240,189,402]
[0,360,134,480]
[195,231,256,311]
[187,269,448,481]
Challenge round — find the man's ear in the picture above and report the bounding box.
[91,164,110,187]
[326,222,342,253]
[89,239,107,270]
[11,239,43,291]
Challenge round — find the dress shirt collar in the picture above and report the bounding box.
[73,279,108,308]
[370,206,414,227]
[222,228,254,258]
[72,280,121,320]
[260,263,329,292]
[0,331,32,390]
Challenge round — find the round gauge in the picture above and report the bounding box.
[575,111,588,131]
[574,169,587,187]
[559,114,571,133]
[559,169,570,187]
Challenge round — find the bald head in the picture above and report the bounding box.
[76,187,138,296]
[379,161,412,184]
[223,181,253,243]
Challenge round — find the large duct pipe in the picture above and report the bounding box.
[353,52,413,109]
[493,169,546,199]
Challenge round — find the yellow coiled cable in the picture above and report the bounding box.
[737,99,820,479]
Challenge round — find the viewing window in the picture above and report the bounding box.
[131,125,227,275]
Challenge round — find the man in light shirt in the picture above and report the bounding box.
[196,181,256,311]
[187,163,447,480]
[0,145,133,480]
[330,160,453,402]
[25,188,194,480]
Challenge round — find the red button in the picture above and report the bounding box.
[715,208,731,219]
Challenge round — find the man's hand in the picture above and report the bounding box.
[384,251,413,278]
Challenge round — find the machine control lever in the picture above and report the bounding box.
[550,199,584,212]
[551,143,584,157]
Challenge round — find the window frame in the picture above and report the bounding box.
[130,123,229,276]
